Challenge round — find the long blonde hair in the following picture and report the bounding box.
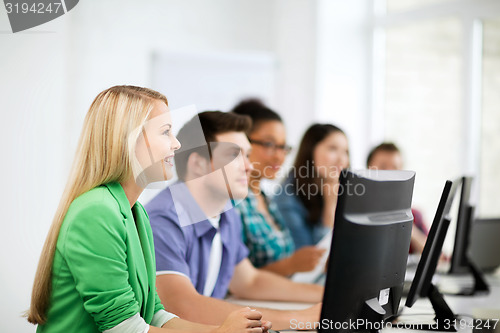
[27,85,168,324]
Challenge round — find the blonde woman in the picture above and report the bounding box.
[27,86,271,333]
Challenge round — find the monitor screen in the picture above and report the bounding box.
[319,169,415,333]
[406,180,459,307]
[449,176,473,274]
[403,180,460,332]
[444,176,489,295]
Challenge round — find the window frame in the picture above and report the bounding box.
[368,0,500,215]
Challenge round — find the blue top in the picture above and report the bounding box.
[236,190,295,268]
[146,182,249,299]
[273,177,331,249]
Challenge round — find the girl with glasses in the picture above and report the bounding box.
[232,100,325,277]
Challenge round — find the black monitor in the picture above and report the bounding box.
[447,176,489,295]
[319,169,415,333]
[404,180,459,331]
[449,176,473,274]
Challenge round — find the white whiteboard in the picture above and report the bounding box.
[151,50,276,113]
[140,50,277,204]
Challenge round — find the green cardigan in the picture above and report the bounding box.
[37,182,165,332]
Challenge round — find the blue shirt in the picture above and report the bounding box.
[273,177,331,249]
[146,182,249,299]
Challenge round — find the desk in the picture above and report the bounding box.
[227,271,500,333]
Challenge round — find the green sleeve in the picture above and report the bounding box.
[154,289,165,314]
[138,202,166,315]
[62,200,140,331]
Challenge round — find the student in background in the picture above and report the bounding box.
[27,86,270,333]
[147,111,322,331]
[232,100,325,276]
[366,142,427,254]
[274,124,350,249]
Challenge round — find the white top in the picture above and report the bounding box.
[103,310,178,333]
[203,216,223,297]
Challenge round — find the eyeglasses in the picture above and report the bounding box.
[249,139,292,155]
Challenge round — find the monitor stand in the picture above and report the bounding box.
[447,258,490,296]
[467,258,490,294]
[427,283,457,331]
[443,206,490,296]
[446,204,490,296]
[398,284,457,332]
[360,297,387,333]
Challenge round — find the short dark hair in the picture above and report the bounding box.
[231,98,282,134]
[175,111,252,180]
[366,142,401,167]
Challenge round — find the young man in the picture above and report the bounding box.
[366,142,428,253]
[146,111,322,331]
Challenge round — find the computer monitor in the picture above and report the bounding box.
[447,176,489,295]
[449,176,473,274]
[404,180,459,331]
[469,218,500,272]
[319,169,415,333]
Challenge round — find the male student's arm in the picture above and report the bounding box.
[153,219,321,331]
[150,206,321,330]
[229,258,323,303]
[156,273,321,331]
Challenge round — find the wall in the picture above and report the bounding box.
[0,12,68,332]
[0,1,320,331]
[314,0,371,169]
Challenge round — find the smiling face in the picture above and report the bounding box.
[313,131,349,180]
[248,120,288,180]
[134,100,181,185]
[209,131,253,200]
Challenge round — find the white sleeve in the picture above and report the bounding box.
[102,313,149,333]
[151,309,179,328]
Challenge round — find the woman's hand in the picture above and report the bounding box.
[321,176,340,228]
[290,246,326,272]
[212,307,272,333]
